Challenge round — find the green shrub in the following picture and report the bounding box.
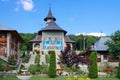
[36,63,41,73]
[42,51,44,55]
[35,54,40,64]
[8,55,17,65]
[41,65,49,74]
[0,59,8,71]
[28,65,37,75]
[23,54,30,63]
[48,51,56,78]
[20,64,25,70]
[46,55,50,63]
[117,59,120,78]
[76,69,84,76]
[88,51,98,78]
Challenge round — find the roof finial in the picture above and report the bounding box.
[44,5,56,21]
[49,3,51,9]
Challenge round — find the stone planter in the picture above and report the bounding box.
[16,75,32,80]
[16,69,32,80]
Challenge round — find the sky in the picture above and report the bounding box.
[0,0,120,36]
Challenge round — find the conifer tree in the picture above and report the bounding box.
[88,51,98,78]
[48,51,56,78]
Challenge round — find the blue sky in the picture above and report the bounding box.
[0,0,120,36]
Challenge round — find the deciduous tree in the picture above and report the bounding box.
[106,30,120,58]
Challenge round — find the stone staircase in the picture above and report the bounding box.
[24,53,35,69]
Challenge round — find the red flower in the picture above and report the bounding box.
[4,67,10,71]
[104,68,112,72]
[56,68,64,72]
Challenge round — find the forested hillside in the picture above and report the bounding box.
[20,33,37,54]
[69,34,99,50]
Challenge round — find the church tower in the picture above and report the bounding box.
[30,7,75,52]
[38,8,67,51]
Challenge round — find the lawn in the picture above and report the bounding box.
[0,75,119,80]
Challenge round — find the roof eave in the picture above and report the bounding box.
[0,30,25,43]
[38,30,67,35]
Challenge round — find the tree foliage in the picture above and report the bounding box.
[20,33,37,54]
[35,54,40,64]
[117,59,120,78]
[88,51,98,78]
[48,51,56,78]
[0,59,8,71]
[69,34,98,50]
[60,44,91,68]
[106,30,120,58]
[8,55,17,65]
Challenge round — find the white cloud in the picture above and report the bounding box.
[16,0,34,11]
[20,0,34,11]
[75,32,106,37]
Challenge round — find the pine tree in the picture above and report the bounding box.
[117,59,120,78]
[48,51,56,78]
[88,51,98,78]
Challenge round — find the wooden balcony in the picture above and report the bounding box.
[0,38,7,43]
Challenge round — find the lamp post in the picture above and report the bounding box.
[83,37,86,50]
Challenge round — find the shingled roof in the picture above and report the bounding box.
[65,36,75,43]
[30,35,42,42]
[38,8,67,35]
[0,24,24,43]
[91,36,111,51]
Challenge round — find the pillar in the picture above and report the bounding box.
[7,33,11,59]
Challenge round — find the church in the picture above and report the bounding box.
[30,8,75,55]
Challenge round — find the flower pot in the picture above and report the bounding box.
[16,75,32,80]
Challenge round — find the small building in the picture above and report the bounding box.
[91,36,118,63]
[0,24,24,61]
[30,8,75,54]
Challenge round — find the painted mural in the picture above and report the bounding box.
[42,32,64,50]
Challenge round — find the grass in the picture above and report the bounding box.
[0,75,119,80]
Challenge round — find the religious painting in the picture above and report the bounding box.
[42,36,63,50]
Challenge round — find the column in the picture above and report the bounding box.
[101,55,104,63]
[7,33,11,59]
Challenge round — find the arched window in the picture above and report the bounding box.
[34,43,40,48]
